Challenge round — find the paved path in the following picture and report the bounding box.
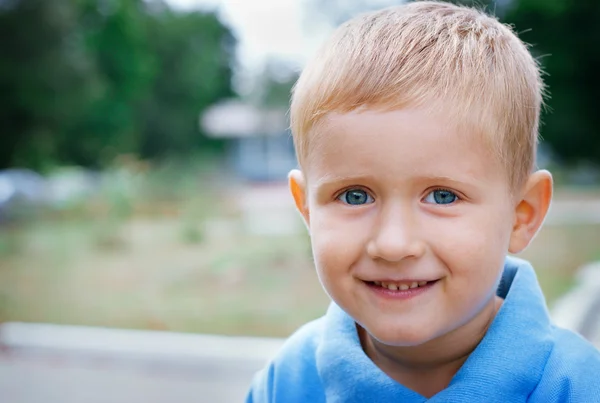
[0,354,254,403]
[0,323,284,403]
[552,262,600,347]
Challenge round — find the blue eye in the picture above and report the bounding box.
[338,189,374,205]
[424,189,458,205]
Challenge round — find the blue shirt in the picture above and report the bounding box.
[246,257,600,402]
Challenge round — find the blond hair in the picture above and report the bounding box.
[290,1,544,189]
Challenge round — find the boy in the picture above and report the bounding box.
[246,1,600,401]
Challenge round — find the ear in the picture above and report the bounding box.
[288,169,310,228]
[508,170,553,254]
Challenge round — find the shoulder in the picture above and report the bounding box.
[245,317,327,403]
[529,326,600,402]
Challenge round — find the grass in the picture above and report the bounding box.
[0,162,598,337]
[0,217,327,336]
[0,158,330,337]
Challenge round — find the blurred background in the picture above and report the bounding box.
[0,0,599,402]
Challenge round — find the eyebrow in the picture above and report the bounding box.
[311,173,481,190]
[413,175,477,186]
[311,174,378,189]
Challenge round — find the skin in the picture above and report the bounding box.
[289,107,553,398]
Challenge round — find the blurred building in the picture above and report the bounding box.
[201,100,302,235]
[201,100,297,183]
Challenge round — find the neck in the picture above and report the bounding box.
[359,295,503,398]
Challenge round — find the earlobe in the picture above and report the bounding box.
[288,169,310,227]
[508,170,553,254]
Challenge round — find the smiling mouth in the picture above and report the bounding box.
[366,280,438,291]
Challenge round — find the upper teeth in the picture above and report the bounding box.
[374,281,428,290]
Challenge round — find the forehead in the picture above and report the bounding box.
[305,108,505,185]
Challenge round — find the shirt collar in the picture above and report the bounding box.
[316,257,553,402]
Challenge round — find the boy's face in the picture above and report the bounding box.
[291,107,523,347]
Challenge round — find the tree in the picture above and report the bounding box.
[0,0,93,169]
[63,0,156,167]
[500,0,600,164]
[0,0,236,170]
[137,8,235,158]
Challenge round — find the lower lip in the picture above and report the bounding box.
[365,280,437,300]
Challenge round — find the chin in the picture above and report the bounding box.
[366,323,437,347]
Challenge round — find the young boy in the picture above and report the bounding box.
[246,2,600,401]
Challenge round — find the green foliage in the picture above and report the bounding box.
[501,0,600,165]
[0,0,235,170]
[0,0,91,169]
[138,8,235,158]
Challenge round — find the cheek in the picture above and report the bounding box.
[436,210,511,283]
[309,209,368,273]
[435,218,508,324]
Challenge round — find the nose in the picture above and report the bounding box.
[366,204,426,263]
